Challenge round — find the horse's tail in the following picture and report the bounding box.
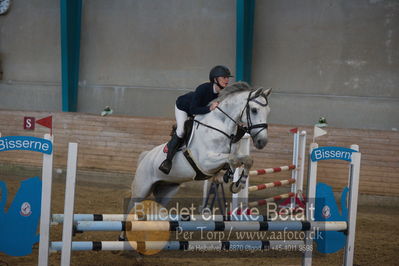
[138,150,149,164]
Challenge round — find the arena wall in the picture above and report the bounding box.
[0,110,397,197]
[0,0,397,130]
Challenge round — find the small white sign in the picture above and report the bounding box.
[322,205,331,219]
[20,202,32,217]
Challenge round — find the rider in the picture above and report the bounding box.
[159,65,233,174]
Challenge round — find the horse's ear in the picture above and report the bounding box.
[254,88,263,98]
[262,88,272,98]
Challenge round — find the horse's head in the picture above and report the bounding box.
[242,87,271,149]
[212,82,271,149]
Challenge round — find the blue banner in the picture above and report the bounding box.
[311,146,356,162]
[0,177,42,256]
[315,182,348,253]
[0,136,52,155]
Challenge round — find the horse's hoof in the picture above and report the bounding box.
[230,182,242,194]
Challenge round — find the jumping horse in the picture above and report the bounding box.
[128,82,271,210]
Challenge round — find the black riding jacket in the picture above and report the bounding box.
[176,82,218,116]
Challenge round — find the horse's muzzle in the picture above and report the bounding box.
[254,138,268,149]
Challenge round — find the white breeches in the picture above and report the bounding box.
[175,105,188,138]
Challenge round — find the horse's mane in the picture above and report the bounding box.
[213,81,253,103]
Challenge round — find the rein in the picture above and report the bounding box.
[193,89,269,147]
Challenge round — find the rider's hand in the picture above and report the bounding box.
[210,102,219,111]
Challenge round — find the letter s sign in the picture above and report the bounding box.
[23,117,36,130]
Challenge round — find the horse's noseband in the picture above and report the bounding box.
[211,89,269,144]
[235,89,269,141]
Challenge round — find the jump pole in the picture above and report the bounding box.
[50,240,306,252]
[51,213,270,223]
[247,192,295,208]
[71,220,347,232]
[248,178,295,192]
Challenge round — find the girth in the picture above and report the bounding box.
[183,149,213,181]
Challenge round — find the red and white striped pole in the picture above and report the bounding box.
[248,178,296,192]
[249,165,296,176]
[248,192,296,208]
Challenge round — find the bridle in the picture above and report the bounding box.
[193,89,269,147]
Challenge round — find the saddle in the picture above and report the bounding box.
[170,117,195,147]
[168,117,214,180]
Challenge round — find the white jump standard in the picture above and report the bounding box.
[302,143,361,266]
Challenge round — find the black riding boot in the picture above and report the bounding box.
[159,133,183,174]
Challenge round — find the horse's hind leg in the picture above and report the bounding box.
[128,177,154,210]
[118,178,154,242]
[153,182,180,207]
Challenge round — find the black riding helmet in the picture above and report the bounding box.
[209,65,233,83]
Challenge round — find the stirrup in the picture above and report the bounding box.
[159,159,172,174]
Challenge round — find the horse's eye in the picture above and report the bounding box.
[251,108,258,114]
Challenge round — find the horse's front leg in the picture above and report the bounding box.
[228,154,253,193]
[203,150,253,193]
